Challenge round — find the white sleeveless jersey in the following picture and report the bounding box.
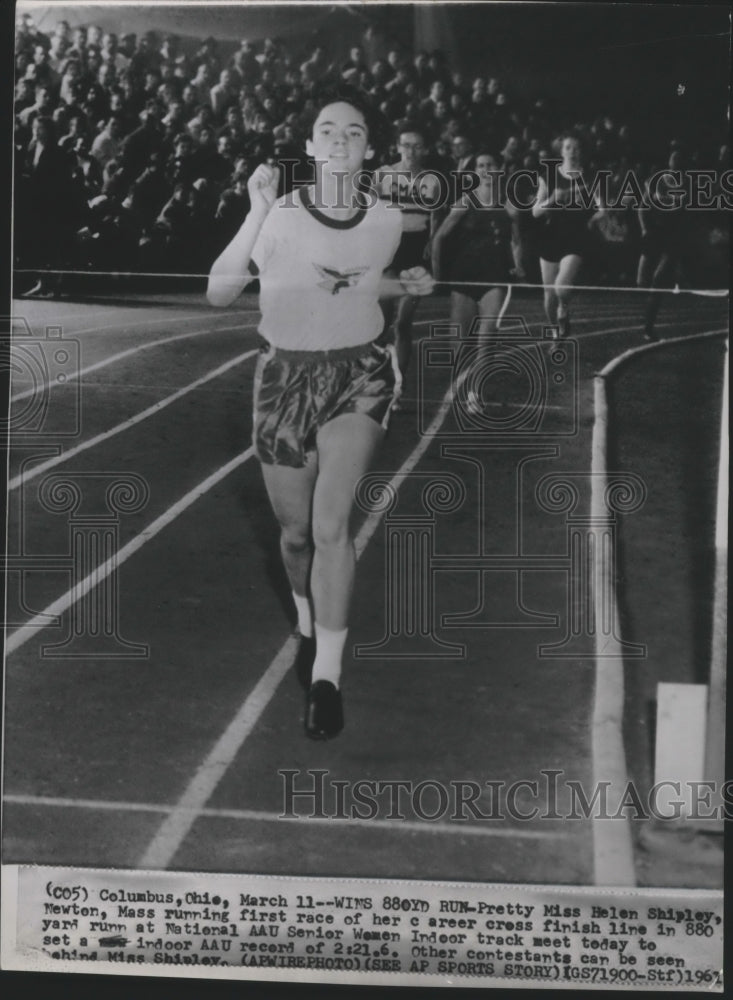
[251,187,402,350]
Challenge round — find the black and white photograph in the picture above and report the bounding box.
[2,0,729,990]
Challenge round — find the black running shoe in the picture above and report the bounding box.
[293,633,316,690]
[305,680,344,740]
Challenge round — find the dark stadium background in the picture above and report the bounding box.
[22,1,730,151]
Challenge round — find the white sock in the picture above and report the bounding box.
[311,623,348,688]
[293,591,313,638]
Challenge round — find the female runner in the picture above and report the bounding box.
[207,85,433,739]
[431,149,515,413]
[532,133,600,338]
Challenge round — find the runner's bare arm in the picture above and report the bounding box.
[207,163,279,307]
[431,200,469,280]
[379,267,435,299]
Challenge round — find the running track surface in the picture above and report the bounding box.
[2,287,727,886]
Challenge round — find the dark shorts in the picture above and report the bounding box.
[387,230,430,276]
[253,339,401,468]
[449,281,508,302]
[537,215,593,264]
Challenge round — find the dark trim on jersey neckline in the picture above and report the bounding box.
[299,185,367,229]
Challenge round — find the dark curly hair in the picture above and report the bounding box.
[305,81,389,160]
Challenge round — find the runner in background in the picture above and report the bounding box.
[636,150,690,340]
[375,124,442,398]
[532,133,601,338]
[431,149,515,414]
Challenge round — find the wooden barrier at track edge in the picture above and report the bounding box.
[590,373,637,886]
[592,329,728,885]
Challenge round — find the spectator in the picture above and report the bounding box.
[185,179,216,266]
[300,45,329,82]
[58,112,89,156]
[412,51,432,95]
[193,35,221,75]
[90,114,125,166]
[210,68,240,118]
[67,25,87,60]
[81,47,104,91]
[51,104,70,138]
[71,135,104,200]
[101,32,129,74]
[427,49,450,84]
[142,68,162,103]
[232,40,260,85]
[87,25,103,48]
[190,60,214,103]
[119,108,163,182]
[82,81,109,124]
[18,84,53,129]
[160,34,179,64]
[97,62,117,92]
[501,135,523,172]
[213,177,249,248]
[341,45,367,82]
[131,31,163,77]
[119,72,145,117]
[207,134,237,185]
[59,59,83,106]
[48,33,70,74]
[165,132,199,186]
[187,103,215,142]
[53,19,71,45]
[362,22,388,65]
[156,180,191,231]
[419,79,445,120]
[179,83,199,120]
[30,43,59,91]
[161,100,186,132]
[119,33,137,64]
[16,50,31,81]
[191,124,219,176]
[127,150,168,226]
[452,132,475,172]
[15,77,37,115]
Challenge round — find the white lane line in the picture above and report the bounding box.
[3,794,569,840]
[355,384,456,558]
[582,316,709,341]
[4,445,256,656]
[138,381,459,870]
[10,312,252,402]
[8,335,258,491]
[11,304,258,332]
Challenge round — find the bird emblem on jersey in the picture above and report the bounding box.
[314,263,369,295]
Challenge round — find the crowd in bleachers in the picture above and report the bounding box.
[13,11,729,295]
